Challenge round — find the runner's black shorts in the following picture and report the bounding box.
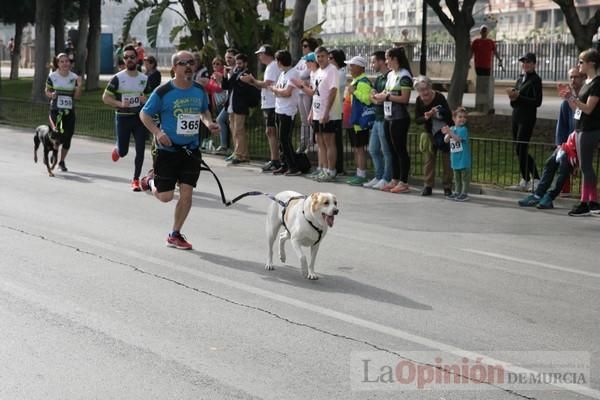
[312,119,340,135]
[346,128,370,147]
[154,148,202,193]
[50,109,75,150]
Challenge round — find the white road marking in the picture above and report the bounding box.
[462,248,600,279]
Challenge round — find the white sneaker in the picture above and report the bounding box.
[363,177,379,188]
[531,179,540,191]
[508,178,529,191]
[372,179,389,190]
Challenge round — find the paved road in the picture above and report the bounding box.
[1,125,598,400]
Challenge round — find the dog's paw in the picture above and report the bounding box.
[279,253,286,263]
[34,156,38,163]
[48,171,55,177]
[265,263,275,271]
[306,272,319,280]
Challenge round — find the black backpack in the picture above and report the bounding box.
[294,152,311,173]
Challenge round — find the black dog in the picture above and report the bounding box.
[33,124,61,177]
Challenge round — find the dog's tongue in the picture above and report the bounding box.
[324,214,334,227]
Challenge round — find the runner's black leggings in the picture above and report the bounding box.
[115,114,148,179]
[384,118,411,183]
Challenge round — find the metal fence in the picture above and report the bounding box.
[335,41,580,81]
[2,96,598,193]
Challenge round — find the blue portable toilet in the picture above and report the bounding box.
[100,32,114,74]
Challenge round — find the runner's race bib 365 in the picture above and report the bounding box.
[177,114,201,136]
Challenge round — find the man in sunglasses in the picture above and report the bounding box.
[139,50,219,250]
[103,45,152,191]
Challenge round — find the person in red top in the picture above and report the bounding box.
[136,41,145,71]
[470,25,502,76]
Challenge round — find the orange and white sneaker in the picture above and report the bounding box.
[111,148,120,162]
[390,182,410,193]
[131,178,141,192]
[381,180,399,192]
[166,232,193,250]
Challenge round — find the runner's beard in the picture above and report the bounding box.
[184,68,193,81]
[126,62,137,71]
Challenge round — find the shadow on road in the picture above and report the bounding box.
[62,171,132,184]
[190,249,433,311]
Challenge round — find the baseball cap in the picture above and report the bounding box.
[480,24,489,31]
[303,52,316,62]
[519,52,536,63]
[254,44,274,56]
[346,56,367,68]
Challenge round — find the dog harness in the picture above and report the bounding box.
[280,196,324,247]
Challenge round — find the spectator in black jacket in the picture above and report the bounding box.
[507,52,543,191]
[221,53,255,164]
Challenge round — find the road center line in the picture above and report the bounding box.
[461,248,600,279]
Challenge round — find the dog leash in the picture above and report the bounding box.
[172,144,286,208]
[177,146,324,244]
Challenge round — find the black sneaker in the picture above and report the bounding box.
[262,160,280,172]
[589,201,600,216]
[443,188,452,197]
[568,202,591,217]
[421,187,433,196]
[58,161,68,172]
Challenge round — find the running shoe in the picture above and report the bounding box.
[58,161,68,172]
[166,232,193,250]
[131,178,141,192]
[111,147,120,162]
[568,202,591,217]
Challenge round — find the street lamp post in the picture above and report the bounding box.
[420,0,427,75]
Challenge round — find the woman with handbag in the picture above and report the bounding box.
[414,75,453,196]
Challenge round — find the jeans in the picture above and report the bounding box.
[297,94,312,149]
[368,120,392,181]
[217,107,229,148]
[535,149,573,200]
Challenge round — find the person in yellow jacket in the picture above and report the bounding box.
[345,56,374,185]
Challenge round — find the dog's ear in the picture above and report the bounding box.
[310,193,320,213]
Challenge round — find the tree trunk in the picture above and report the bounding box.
[10,18,25,80]
[74,0,90,76]
[32,0,52,102]
[85,0,101,90]
[205,0,227,56]
[447,25,471,110]
[555,1,600,52]
[289,0,310,63]
[53,0,65,54]
[181,0,204,49]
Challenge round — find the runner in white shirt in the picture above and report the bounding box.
[270,50,302,175]
[240,45,282,172]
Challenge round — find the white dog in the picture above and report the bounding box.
[265,191,339,280]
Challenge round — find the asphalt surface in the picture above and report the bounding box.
[0,125,599,400]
